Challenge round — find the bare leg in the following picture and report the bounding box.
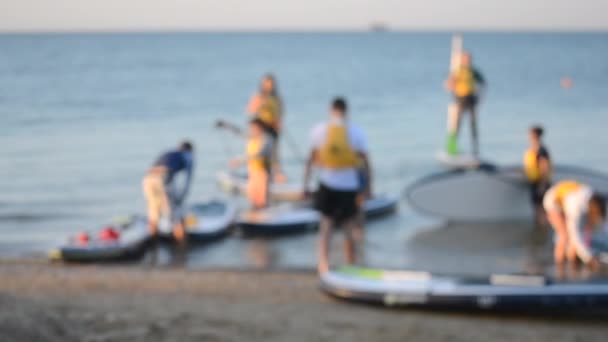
[317,216,334,275]
[566,241,578,264]
[342,217,358,266]
[173,220,187,244]
[547,211,568,264]
[470,106,479,157]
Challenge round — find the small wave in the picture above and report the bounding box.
[0,213,72,222]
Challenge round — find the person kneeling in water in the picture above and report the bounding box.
[143,141,194,242]
[303,97,372,274]
[543,180,606,269]
[523,125,552,227]
[231,119,274,209]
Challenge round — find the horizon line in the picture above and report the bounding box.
[0,27,607,35]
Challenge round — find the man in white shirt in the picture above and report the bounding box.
[303,97,372,274]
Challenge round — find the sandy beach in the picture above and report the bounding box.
[0,259,607,342]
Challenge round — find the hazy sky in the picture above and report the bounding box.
[1,0,607,32]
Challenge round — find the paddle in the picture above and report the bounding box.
[215,119,305,165]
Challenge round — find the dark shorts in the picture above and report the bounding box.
[259,122,278,139]
[530,181,551,206]
[455,95,478,111]
[314,183,359,224]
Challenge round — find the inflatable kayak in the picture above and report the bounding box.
[320,266,608,310]
[50,216,150,262]
[217,171,311,202]
[406,164,608,222]
[159,200,237,241]
[237,195,399,236]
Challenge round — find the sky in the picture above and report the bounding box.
[0,0,607,32]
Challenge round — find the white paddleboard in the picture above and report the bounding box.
[407,165,608,222]
[437,150,481,170]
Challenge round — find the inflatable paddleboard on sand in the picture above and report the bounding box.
[406,165,608,222]
[320,266,608,310]
[50,216,151,263]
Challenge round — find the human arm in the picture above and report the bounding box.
[474,69,487,97]
[176,161,194,205]
[359,152,373,198]
[247,94,261,116]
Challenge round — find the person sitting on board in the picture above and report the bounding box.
[543,180,606,269]
[524,125,552,227]
[444,51,486,157]
[230,119,274,210]
[143,141,194,242]
[303,97,372,274]
[247,73,285,180]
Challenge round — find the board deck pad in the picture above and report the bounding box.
[407,165,608,222]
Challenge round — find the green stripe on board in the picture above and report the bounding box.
[337,266,384,280]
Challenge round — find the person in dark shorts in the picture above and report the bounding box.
[445,51,486,156]
[303,97,372,274]
[523,125,552,227]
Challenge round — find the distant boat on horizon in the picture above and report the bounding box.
[369,22,389,32]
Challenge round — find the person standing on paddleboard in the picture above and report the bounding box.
[303,97,373,274]
[230,119,274,209]
[143,141,194,242]
[524,125,552,227]
[247,74,285,180]
[444,51,486,156]
[543,180,606,269]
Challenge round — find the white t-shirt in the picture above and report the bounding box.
[310,118,368,191]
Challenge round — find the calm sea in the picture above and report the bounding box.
[1,32,607,273]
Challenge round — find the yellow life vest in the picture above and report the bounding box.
[453,66,476,97]
[247,137,270,172]
[554,180,582,208]
[524,148,541,182]
[316,123,360,169]
[257,96,281,130]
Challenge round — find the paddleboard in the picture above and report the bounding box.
[236,204,320,236]
[184,201,237,241]
[362,194,400,218]
[436,150,482,170]
[406,165,608,222]
[158,200,237,241]
[237,195,399,236]
[217,170,308,202]
[320,265,608,310]
[50,216,150,263]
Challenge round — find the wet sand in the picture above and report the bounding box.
[1,259,607,342]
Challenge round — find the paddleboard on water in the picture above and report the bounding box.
[406,165,608,222]
[158,200,237,241]
[217,170,308,202]
[236,204,320,236]
[236,195,399,236]
[436,150,482,170]
[320,265,608,310]
[50,216,151,262]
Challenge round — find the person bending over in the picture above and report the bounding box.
[143,141,194,242]
[543,180,606,269]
